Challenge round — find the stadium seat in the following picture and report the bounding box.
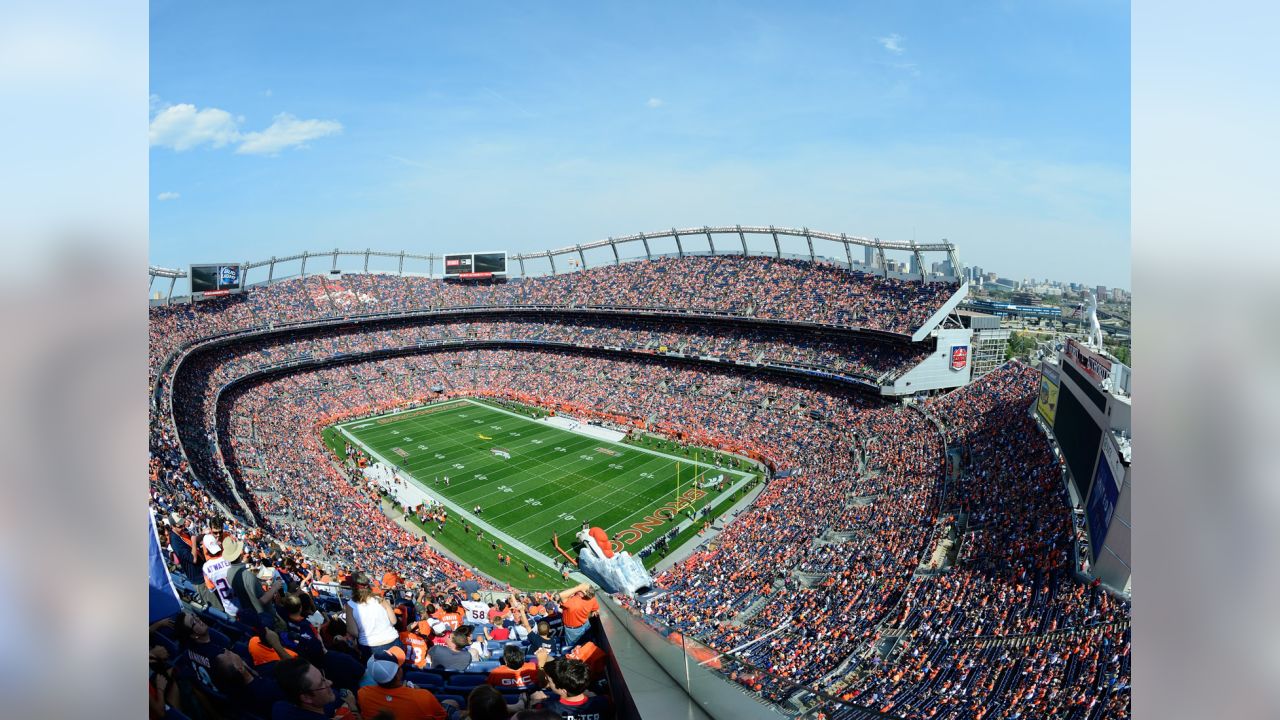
[151,632,179,659]
[469,659,500,672]
[444,672,489,690]
[405,671,444,689]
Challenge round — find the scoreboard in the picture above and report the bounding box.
[444,251,507,279]
[190,263,244,299]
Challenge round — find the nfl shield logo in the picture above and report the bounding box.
[950,345,969,371]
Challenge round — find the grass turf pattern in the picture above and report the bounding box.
[334,398,750,587]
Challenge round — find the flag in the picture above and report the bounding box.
[478,433,492,440]
[149,510,181,623]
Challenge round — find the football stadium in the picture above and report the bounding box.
[148,229,1132,719]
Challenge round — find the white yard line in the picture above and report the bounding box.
[334,399,469,431]
[338,397,761,576]
[337,425,565,574]
[464,398,751,481]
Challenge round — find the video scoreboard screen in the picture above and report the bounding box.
[444,251,506,278]
[190,263,244,298]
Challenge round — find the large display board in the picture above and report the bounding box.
[444,251,507,278]
[1053,384,1104,499]
[1037,363,1060,425]
[189,263,244,299]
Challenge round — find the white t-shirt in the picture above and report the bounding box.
[202,557,239,618]
[346,598,398,647]
[461,600,490,625]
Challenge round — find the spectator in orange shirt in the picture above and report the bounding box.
[556,583,598,648]
[487,645,541,691]
[249,629,299,666]
[357,649,457,720]
[398,618,431,670]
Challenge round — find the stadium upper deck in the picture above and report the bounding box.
[149,254,961,373]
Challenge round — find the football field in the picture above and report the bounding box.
[332,397,755,588]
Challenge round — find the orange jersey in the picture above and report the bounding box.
[247,636,297,666]
[400,631,430,669]
[487,661,540,690]
[357,684,448,720]
[437,611,463,631]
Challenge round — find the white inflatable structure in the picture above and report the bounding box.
[575,527,654,597]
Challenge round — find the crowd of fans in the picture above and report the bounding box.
[149,258,1127,719]
[149,256,958,385]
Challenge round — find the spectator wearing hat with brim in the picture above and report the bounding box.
[357,647,456,720]
[225,537,285,632]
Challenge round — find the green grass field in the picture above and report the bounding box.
[330,397,756,589]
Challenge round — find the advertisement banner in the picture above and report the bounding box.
[1064,338,1112,385]
[1037,363,1060,425]
[949,345,969,371]
[1087,454,1120,561]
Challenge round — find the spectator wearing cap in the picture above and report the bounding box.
[461,591,491,627]
[423,619,452,647]
[555,583,598,648]
[357,648,455,720]
[272,656,362,720]
[346,572,402,659]
[199,534,238,617]
[225,537,285,632]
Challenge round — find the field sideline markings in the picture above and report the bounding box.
[336,424,565,574]
[464,398,752,481]
[375,411,675,545]
[340,398,757,564]
[333,399,469,431]
[393,405,721,539]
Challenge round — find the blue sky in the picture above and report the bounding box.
[150,0,1130,289]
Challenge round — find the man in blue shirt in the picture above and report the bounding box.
[532,658,614,720]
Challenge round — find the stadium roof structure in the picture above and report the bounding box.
[150,223,961,285]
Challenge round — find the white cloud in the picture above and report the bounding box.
[148,102,241,151]
[150,99,342,156]
[155,191,180,201]
[235,113,343,155]
[646,97,664,108]
[878,33,904,54]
